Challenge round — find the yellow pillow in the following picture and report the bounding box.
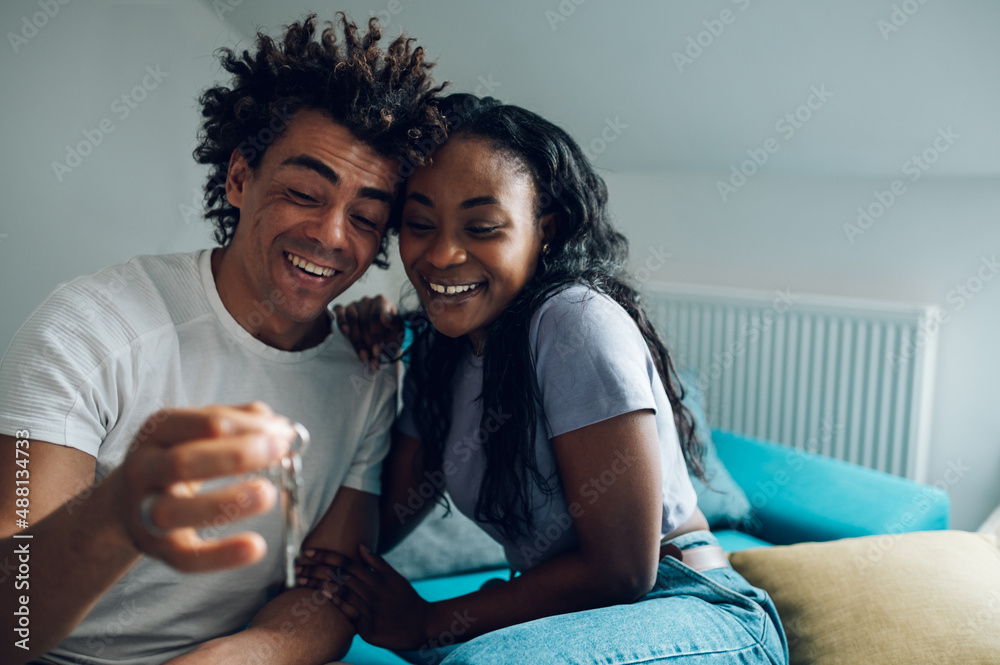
[728,531,1000,665]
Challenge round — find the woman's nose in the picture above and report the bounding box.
[425,233,467,269]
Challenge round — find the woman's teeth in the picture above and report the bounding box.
[428,281,481,295]
[286,252,336,277]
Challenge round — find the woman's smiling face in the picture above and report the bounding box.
[398,136,553,349]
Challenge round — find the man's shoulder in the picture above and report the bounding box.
[314,326,398,402]
[55,250,206,322]
[16,250,209,358]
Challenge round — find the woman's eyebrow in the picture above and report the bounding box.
[406,191,435,207]
[459,196,500,210]
[404,193,501,209]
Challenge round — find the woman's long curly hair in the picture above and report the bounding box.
[404,94,705,540]
[193,13,447,268]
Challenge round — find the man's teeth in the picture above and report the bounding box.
[286,253,336,277]
[428,281,481,295]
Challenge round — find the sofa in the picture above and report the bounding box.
[341,427,971,665]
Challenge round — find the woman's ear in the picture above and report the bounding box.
[539,212,559,244]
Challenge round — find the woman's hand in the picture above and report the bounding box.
[296,545,431,651]
[332,295,405,371]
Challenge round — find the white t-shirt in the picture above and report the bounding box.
[0,249,396,665]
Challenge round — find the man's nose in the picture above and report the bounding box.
[307,209,348,250]
[425,232,467,269]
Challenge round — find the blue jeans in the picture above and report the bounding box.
[405,531,787,665]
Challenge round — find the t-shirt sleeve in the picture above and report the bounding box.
[0,280,129,456]
[340,366,398,495]
[531,287,658,439]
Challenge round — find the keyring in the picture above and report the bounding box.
[139,493,169,538]
[283,422,310,588]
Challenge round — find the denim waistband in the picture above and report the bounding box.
[663,529,719,551]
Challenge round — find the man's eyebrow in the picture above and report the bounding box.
[280,155,339,185]
[358,187,393,205]
[281,155,392,205]
[459,196,500,210]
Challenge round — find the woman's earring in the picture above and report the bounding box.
[542,243,550,256]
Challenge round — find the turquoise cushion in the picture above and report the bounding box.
[715,529,773,552]
[712,430,950,544]
[677,369,752,530]
[343,638,409,665]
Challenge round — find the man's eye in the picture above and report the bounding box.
[353,215,377,229]
[290,189,317,203]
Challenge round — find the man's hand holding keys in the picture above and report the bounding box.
[111,401,297,571]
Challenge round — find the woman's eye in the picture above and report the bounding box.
[290,189,317,203]
[404,221,433,232]
[468,226,500,235]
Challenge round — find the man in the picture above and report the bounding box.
[0,14,445,665]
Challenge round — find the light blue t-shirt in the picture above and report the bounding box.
[397,284,697,571]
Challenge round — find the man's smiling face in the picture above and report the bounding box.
[219,108,399,348]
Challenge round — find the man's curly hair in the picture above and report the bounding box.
[193,13,447,268]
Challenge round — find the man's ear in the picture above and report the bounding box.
[225,149,250,209]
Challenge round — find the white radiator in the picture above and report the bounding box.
[643,282,939,482]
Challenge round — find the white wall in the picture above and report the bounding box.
[0,0,400,353]
[1,0,221,347]
[607,171,1000,530]
[1,1,996,530]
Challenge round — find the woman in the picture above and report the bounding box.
[298,94,787,665]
